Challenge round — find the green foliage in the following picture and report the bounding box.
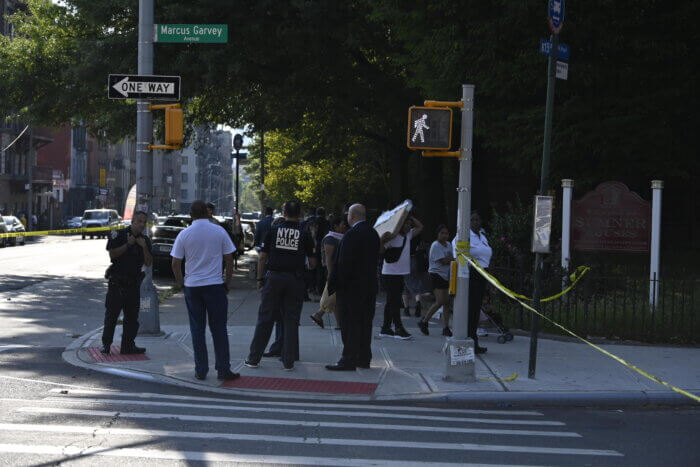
[245,129,385,213]
[488,197,533,269]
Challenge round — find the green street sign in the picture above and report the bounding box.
[154,24,228,43]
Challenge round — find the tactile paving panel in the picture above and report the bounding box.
[87,346,150,363]
[220,375,377,394]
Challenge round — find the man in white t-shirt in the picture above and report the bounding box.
[379,215,423,339]
[171,200,239,381]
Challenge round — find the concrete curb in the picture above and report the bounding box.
[62,326,698,407]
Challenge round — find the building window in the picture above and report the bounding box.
[181,172,188,183]
[181,156,188,166]
[180,189,188,199]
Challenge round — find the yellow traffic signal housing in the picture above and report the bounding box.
[148,103,183,150]
[165,107,184,146]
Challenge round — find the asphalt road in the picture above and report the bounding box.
[0,236,698,466]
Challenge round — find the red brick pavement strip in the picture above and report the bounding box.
[87,346,150,363]
[220,376,378,395]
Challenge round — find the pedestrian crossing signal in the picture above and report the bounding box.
[407,106,452,150]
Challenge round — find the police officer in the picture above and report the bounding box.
[101,210,152,355]
[245,201,315,371]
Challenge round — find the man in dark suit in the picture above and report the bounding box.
[326,204,380,371]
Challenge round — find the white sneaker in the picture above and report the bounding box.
[477,327,488,337]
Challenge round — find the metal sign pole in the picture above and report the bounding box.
[529,32,559,378]
[137,0,160,335]
[445,84,475,382]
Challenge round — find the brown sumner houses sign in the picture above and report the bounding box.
[572,181,651,252]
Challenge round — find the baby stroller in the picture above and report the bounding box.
[479,293,514,344]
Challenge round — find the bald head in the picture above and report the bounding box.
[347,204,366,225]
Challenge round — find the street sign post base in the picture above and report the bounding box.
[444,337,476,382]
[137,266,162,335]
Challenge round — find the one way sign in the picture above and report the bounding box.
[108,74,181,100]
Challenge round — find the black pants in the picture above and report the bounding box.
[468,270,487,348]
[102,279,140,349]
[382,274,405,331]
[248,271,304,368]
[267,315,300,361]
[337,287,376,367]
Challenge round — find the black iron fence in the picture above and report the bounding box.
[487,266,700,345]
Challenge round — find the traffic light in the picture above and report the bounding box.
[148,103,183,150]
[165,106,184,146]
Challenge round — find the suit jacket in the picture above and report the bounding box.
[328,220,380,296]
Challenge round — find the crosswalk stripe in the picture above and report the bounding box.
[47,388,544,416]
[0,423,620,457]
[0,443,546,466]
[40,396,563,426]
[16,407,579,439]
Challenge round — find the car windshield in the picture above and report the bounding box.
[3,217,13,225]
[84,211,108,220]
[163,217,191,228]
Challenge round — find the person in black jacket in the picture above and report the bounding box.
[326,204,380,371]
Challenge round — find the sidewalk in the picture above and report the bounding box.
[63,262,700,406]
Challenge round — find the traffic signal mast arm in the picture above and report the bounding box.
[148,103,183,150]
[424,100,463,109]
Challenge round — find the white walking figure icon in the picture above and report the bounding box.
[412,114,430,143]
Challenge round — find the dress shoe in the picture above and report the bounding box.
[282,365,294,371]
[442,327,452,337]
[244,360,259,368]
[120,345,146,354]
[325,363,356,371]
[262,351,281,358]
[100,345,111,354]
[194,373,206,380]
[475,346,488,354]
[217,371,240,381]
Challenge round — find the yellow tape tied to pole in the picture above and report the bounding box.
[458,252,700,404]
[0,225,122,239]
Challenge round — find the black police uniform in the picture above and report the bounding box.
[102,227,151,351]
[247,220,314,369]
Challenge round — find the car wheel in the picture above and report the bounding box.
[82,234,86,240]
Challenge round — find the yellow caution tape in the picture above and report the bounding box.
[460,254,700,404]
[0,225,122,239]
[480,372,519,383]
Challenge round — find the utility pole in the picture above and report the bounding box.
[136,0,160,335]
[27,127,34,231]
[445,84,475,382]
[259,131,265,208]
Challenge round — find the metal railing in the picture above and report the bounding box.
[488,266,700,344]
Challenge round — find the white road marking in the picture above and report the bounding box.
[0,345,31,352]
[16,407,579,438]
[40,396,563,426]
[0,443,547,466]
[47,388,544,416]
[0,375,109,390]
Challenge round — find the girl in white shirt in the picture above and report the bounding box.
[418,225,454,337]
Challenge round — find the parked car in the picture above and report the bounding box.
[151,215,192,274]
[64,216,82,229]
[0,217,8,248]
[2,216,26,246]
[81,209,122,239]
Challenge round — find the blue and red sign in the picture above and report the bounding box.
[548,0,565,34]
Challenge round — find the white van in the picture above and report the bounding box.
[81,209,122,239]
